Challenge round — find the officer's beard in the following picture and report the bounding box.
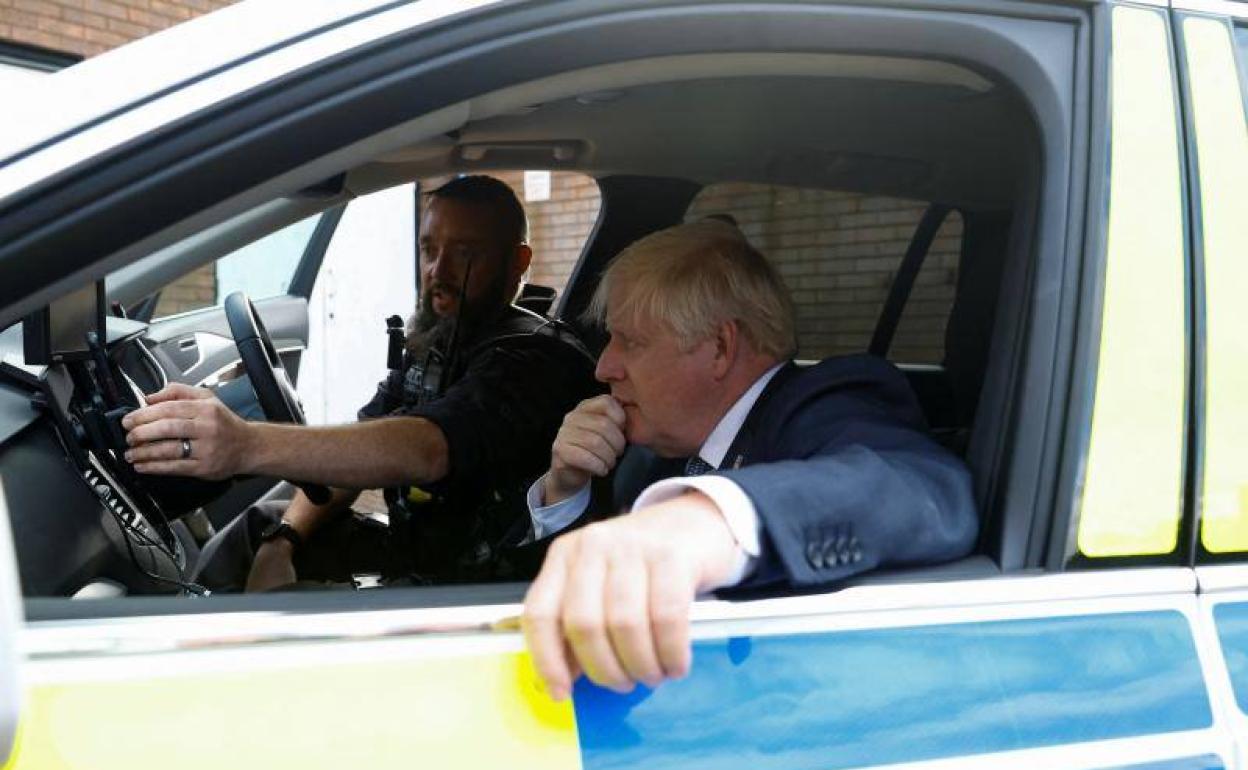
[406,266,510,359]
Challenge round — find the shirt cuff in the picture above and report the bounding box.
[526,474,591,542]
[633,475,760,588]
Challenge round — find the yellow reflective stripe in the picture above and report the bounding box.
[1188,18,1248,552]
[9,651,579,770]
[1078,5,1187,558]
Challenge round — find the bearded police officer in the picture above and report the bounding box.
[123,176,599,590]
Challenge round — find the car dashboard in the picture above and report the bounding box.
[0,317,210,598]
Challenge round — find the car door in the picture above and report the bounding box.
[1176,1,1248,766]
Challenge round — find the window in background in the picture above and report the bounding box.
[687,183,962,364]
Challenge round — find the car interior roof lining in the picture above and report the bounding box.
[346,51,1029,209]
[101,53,1034,310]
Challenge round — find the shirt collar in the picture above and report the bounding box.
[698,362,785,469]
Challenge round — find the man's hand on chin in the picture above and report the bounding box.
[121,382,254,480]
[521,491,742,700]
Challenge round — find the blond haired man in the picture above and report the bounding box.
[520,220,977,699]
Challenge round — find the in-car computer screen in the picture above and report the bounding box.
[23,283,103,364]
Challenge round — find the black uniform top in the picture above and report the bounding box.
[357,305,600,581]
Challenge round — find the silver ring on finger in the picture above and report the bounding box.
[180,438,193,460]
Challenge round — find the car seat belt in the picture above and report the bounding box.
[868,203,952,358]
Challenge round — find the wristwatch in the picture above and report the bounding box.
[259,520,304,550]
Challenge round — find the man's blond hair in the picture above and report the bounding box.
[587,220,797,359]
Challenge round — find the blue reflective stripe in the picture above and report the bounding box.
[1213,602,1248,713]
[1100,758,1225,770]
[574,611,1210,770]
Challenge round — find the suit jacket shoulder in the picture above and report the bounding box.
[765,355,926,427]
[720,354,978,591]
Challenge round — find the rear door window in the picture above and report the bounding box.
[686,182,963,365]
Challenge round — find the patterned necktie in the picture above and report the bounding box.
[684,456,714,476]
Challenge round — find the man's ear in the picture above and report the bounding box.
[711,320,739,379]
[511,244,533,282]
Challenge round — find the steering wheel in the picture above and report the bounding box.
[223,291,330,505]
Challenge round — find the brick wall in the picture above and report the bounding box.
[420,175,959,364]
[418,170,603,297]
[0,0,235,58]
[687,183,962,364]
[497,171,601,291]
[151,260,214,317]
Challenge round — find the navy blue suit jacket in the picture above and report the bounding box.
[508,355,978,588]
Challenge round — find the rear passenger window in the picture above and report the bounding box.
[686,183,963,364]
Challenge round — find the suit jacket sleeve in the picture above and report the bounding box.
[498,449,685,578]
[722,367,978,590]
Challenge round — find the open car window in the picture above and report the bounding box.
[9,52,1036,608]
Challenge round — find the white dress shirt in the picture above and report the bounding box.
[526,363,784,587]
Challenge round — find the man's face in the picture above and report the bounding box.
[418,197,514,321]
[595,285,722,457]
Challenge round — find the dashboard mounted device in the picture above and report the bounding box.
[21,282,106,365]
[20,281,230,594]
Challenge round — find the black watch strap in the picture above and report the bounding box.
[260,520,304,550]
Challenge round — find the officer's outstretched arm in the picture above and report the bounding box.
[241,416,451,489]
[124,385,450,489]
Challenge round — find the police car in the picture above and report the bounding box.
[0,0,1246,767]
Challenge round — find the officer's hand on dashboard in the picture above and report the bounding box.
[543,395,627,504]
[121,383,253,480]
[521,491,740,701]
